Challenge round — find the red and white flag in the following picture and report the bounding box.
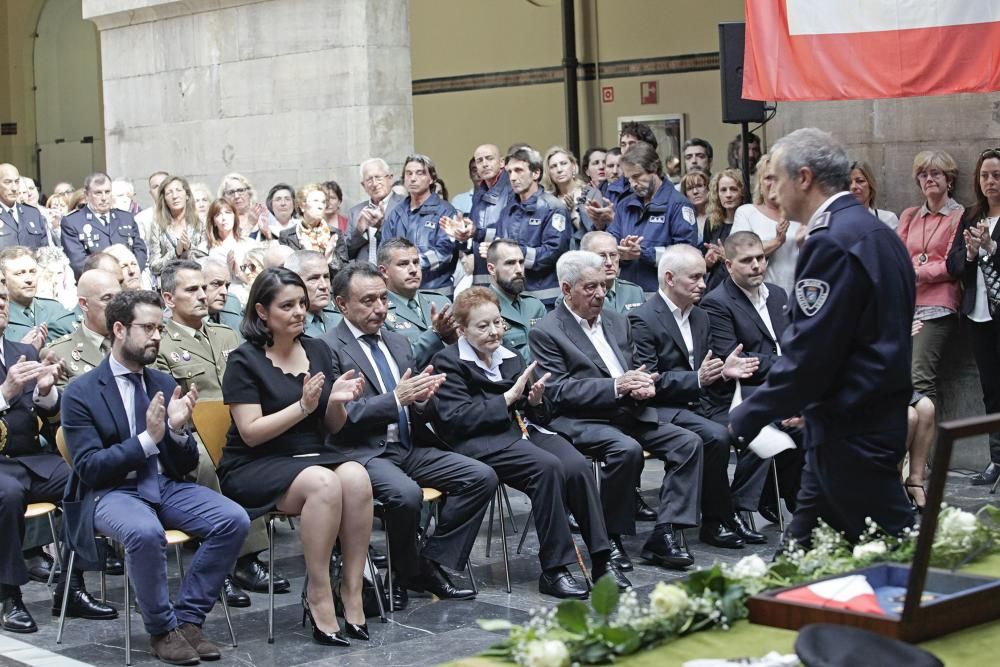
[743,1,1000,100]
[776,575,886,615]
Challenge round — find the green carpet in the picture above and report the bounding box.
[448,553,1000,666]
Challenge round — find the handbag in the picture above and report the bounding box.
[978,254,1000,317]
[329,552,388,618]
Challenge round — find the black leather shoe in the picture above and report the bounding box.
[368,545,387,568]
[757,504,782,526]
[406,559,476,600]
[104,556,124,576]
[641,525,695,569]
[538,568,589,599]
[724,513,767,544]
[389,577,408,610]
[971,462,1000,486]
[635,492,657,521]
[52,587,118,620]
[26,551,56,583]
[233,557,290,593]
[222,575,250,608]
[2,591,37,633]
[608,536,634,572]
[699,521,745,549]
[568,513,581,533]
[592,558,631,591]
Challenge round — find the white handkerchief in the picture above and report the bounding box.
[730,381,797,458]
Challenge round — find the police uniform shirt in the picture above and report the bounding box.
[4,297,77,343]
[156,318,238,400]
[303,304,343,339]
[41,323,110,388]
[489,284,545,361]
[604,279,646,314]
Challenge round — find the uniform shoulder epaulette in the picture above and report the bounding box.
[807,211,831,235]
[617,278,641,289]
[47,331,74,346]
[419,290,452,304]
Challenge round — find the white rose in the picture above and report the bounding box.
[523,640,569,667]
[649,582,689,618]
[852,540,887,559]
[731,554,769,579]
[940,509,977,536]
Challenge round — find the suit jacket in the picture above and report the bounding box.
[0,338,62,478]
[628,293,708,417]
[335,193,406,267]
[61,358,198,564]
[323,320,433,464]
[431,343,551,459]
[528,302,658,439]
[60,207,148,278]
[0,203,49,250]
[946,207,1000,315]
[700,278,789,413]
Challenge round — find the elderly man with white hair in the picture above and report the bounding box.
[335,157,405,267]
[529,250,706,572]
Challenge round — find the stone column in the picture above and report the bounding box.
[83,0,414,205]
[771,94,1000,470]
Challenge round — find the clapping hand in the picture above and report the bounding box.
[167,383,199,431]
[440,213,475,242]
[618,235,643,261]
[698,350,725,386]
[395,366,446,406]
[585,196,614,229]
[704,241,726,268]
[145,392,166,443]
[722,344,760,380]
[36,351,64,396]
[504,361,538,407]
[615,364,659,400]
[177,229,191,255]
[775,218,790,243]
[19,323,47,351]
[478,240,492,259]
[526,371,551,406]
[430,302,458,343]
[300,371,326,414]
[252,203,271,239]
[0,356,48,401]
[329,369,365,404]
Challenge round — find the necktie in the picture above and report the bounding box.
[360,334,411,448]
[125,373,161,503]
[100,337,111,356]
[100,214,109,226]
[408,298,426,325]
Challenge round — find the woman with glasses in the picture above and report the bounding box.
[219,267,372,646]
[218,173,272,241]
[148,175,207,276]
[848,161,899,230]
[948,148,1000,488]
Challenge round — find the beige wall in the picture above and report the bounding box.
[0,0,45,176]
[411,0,749,192]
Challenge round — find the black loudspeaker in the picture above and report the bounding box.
[718,22,767,124]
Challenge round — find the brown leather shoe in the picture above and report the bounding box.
[177,622,222,661]
[149,628,199,665]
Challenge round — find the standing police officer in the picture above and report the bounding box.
[729,128,916,545]
[60,172,147,279]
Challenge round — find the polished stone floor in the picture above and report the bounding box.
[3,461,996,667]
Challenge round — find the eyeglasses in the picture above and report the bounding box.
[224,187,249,197]
[917,170,945,181]
[363,175,389,186]
[131,322,166,336]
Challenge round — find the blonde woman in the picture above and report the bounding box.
[704,169,745,291]
[278,184,339,272]
[219,172,271,241]
[544,146,603,248]
[148,175,207,275]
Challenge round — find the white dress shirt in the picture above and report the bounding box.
[458,336,516,382]
[737,282,782,356]
[345,319,407,420]
[109,354,184,473]
[566,305,625,401]
[659,290,696,368]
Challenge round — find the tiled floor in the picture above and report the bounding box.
[3,461,996,667]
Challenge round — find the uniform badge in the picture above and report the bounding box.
[795,279,830,317]
[386,313,397,324]
[528,217,542,226]
[808,211,831,235]
[70,362,79,372]
[181,350,192,361]
[171,351,182,362]
[84,364,92,372]
[82,223,92,236]
[424,219,436,229]
[682,207,696,225]
[529,318,541,326]
[648,215,665,224]
[551,214,566,233]
[70,349,82,361]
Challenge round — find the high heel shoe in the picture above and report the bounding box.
[334,584,369,641]
[302,595,350,647]
[905,483,926,512]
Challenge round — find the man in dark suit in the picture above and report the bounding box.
[61,290,249,665]
[60,172,148,279]
[700,232,803,523]
[335,158,405,268]
[0,164,49,250]
[629,244,765,548]
[0,281,115,634]
[529,251,704,571]
[324,262,497,609]
[729,128,916,545]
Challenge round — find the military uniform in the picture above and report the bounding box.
[489,285,546,361]
[729,193,917,544]
[209,293,244,341]
[40,324,110,390]
[303,304,343,339]
[603,278,646,314]
[384,290,450,368]
[5,297,78,344]
[154,317,268,557]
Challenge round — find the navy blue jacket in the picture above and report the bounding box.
[0,203,49,250]
[470,172,514,288]
[604,176,631,206]
[0,339,62,477]
[729,194,916,452]
[61,207,147,278]
[61,358,198,565]
[382,192,458,294]
[609,180,697,292]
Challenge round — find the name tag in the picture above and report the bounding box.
[648,215,665,224]
[424,219,436,229]
[528,217,542,226]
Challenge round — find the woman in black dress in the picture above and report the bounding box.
[219,267,371,646]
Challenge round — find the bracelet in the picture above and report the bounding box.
[298,399,309,415]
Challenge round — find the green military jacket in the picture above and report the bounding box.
[154,318,240,400]
[490,285,546,362]
[604,278,646,314]
[384,290,450,368]
[5,297,78,344]
[210,293,244,341]
[303,303,343,339]
[40,324,110,389]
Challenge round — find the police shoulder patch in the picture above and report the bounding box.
[551,213,566,232]
[795,278,830,317]
[682,206,696,225]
